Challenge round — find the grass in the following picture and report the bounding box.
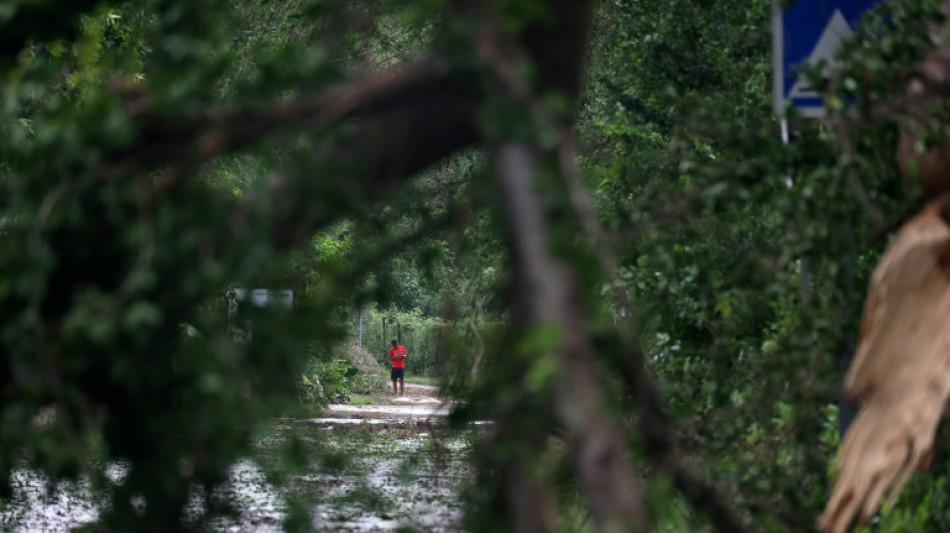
[403,373,440,387]
[349,394,374,405]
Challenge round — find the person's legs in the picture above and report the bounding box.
[392,368,404,395]
[391,368,398,394]
[399,377,404,395]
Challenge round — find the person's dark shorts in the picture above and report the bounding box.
[391,368,404,380]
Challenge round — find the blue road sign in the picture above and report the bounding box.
[773,0,881,117]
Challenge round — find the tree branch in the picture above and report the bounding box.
[104,58,479,251]
[475,6,755,531]
[494,142,646,532]
[103,59,476,185]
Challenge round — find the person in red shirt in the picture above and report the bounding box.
[388,339,407,395]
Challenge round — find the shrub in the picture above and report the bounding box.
[299,344,388,405]
[343,345,389,395]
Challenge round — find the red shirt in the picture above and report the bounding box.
[388,345,407,369]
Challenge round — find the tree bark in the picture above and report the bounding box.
[494,142,646,532]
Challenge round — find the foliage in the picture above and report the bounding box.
[573,0,950,530]
[2,0,950,531]
[298,345,389,405]
[358,307,449,377]
[340,344,389,395]
[302,358,356,405]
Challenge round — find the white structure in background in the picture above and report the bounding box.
[227,289,293,344]
[233,288,293,310]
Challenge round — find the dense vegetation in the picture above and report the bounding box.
[2,0,949,531]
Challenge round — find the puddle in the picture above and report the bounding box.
[403,384,440,393]
[0,423,473,532]
[0,469,101,532]
[2,386,474,533]
[307,418,442,427]
[325,404,451,418]
[389,397,443,405]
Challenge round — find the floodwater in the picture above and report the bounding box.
[0,386,476,532]
[324,404,450,418]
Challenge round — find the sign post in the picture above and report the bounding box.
[773,0,881,437]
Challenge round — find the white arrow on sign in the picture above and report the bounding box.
[788,9,854,99]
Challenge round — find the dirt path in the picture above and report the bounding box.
[298,381,468,531]
[318,382,450,425]
[385,382,443,402]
